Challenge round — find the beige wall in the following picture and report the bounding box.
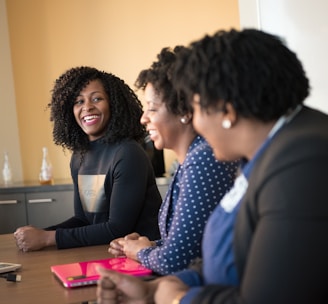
[5,0,240,182]
[0,0,23,183]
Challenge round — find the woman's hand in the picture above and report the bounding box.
[155,275,189,304]
[96,266,156,304]
[108,237,125,257]
[119,235,154,261]
[13,226,55,251]
[108,232,141,257]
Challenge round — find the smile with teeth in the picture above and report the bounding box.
[83,115,99,122]
[148,130,157,136]
[148,130,159,141]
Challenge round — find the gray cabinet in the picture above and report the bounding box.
[0,193,27,234]
[0,178,170,234]
[0,181,73,234]
[26,190,74,228]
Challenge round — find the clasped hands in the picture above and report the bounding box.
[100,233,189,303]
[108,232,154,260]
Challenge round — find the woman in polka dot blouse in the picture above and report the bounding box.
[108,46,239,275]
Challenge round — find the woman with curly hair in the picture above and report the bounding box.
[14,66,162,251]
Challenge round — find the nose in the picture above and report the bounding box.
[140,111,149,125]
[82,99,95,112]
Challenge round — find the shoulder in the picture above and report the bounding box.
[92,139,145,154]
[110,140,150,166]
[247,107,328,196]
[182,137,223,178]
[278,107,328,145]
[259,107,328,172]
[70,151,82,170]
[114,139,146,155]
[186,136,227,168]
[188,136,214,158]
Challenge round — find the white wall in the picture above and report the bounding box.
[239,0,328,114]
[0,0,22,184]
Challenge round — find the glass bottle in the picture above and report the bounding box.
[2,151,12,186]
[39,147,53,185]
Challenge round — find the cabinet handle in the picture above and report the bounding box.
[0,200,18,205]
[28,198,54,204]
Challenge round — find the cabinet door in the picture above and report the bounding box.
[0,193,27,234]
[26,190,74,228]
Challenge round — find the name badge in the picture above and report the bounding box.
[220,174,248,213]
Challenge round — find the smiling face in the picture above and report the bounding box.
[140,83,183,151]
[73,79,110,141]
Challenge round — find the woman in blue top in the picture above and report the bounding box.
[96,29,328,304]
[108,47,239,275]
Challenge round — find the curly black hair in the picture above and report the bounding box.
[48,66,146,153]
[135,46,192,116]
[173,28,310,121]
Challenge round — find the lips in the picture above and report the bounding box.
[82,114,100,126]
[148,129,156,135]
[148,129,158,141]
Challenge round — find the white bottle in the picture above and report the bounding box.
[2,151,12,186]
[39,147,53,185]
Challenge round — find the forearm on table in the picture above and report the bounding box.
[45,230,56,247]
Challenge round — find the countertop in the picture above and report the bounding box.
[0,177,171,194]
[0,179,74,194]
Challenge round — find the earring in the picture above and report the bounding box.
[180,117,187,124]
[222,119,232,129]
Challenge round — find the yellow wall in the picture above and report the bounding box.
[6,0,240,182]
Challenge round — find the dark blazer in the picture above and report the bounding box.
[193,107,328,304]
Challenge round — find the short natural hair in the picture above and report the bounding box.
[135,46,192,116]
[173,28,310,121]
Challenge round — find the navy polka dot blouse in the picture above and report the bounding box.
[137,136,239,275]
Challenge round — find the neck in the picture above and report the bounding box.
[240,119,277,161]
[174,133,197,164]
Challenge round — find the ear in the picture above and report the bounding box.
[180,113,193,124]
[185,113,193,122]
[222,102,237,126]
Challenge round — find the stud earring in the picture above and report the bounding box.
[180,117,187,124]
[222,119,232,129]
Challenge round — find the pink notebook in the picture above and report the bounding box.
[51,257,152,288]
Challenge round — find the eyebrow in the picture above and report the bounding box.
[77,90,104,97]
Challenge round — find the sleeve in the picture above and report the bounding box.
[189,157,328,304]
[174,269,203,287]
[104,142,159,236]
[55,142,160,249]
[137,145,237,275]
[154,239,163,246]
[173,260,205,304]
[44,217,86,230]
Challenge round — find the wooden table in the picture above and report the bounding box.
[0,233,110,303]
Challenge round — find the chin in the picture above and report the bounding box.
[154,142,164,151]
[214,151,230,162]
